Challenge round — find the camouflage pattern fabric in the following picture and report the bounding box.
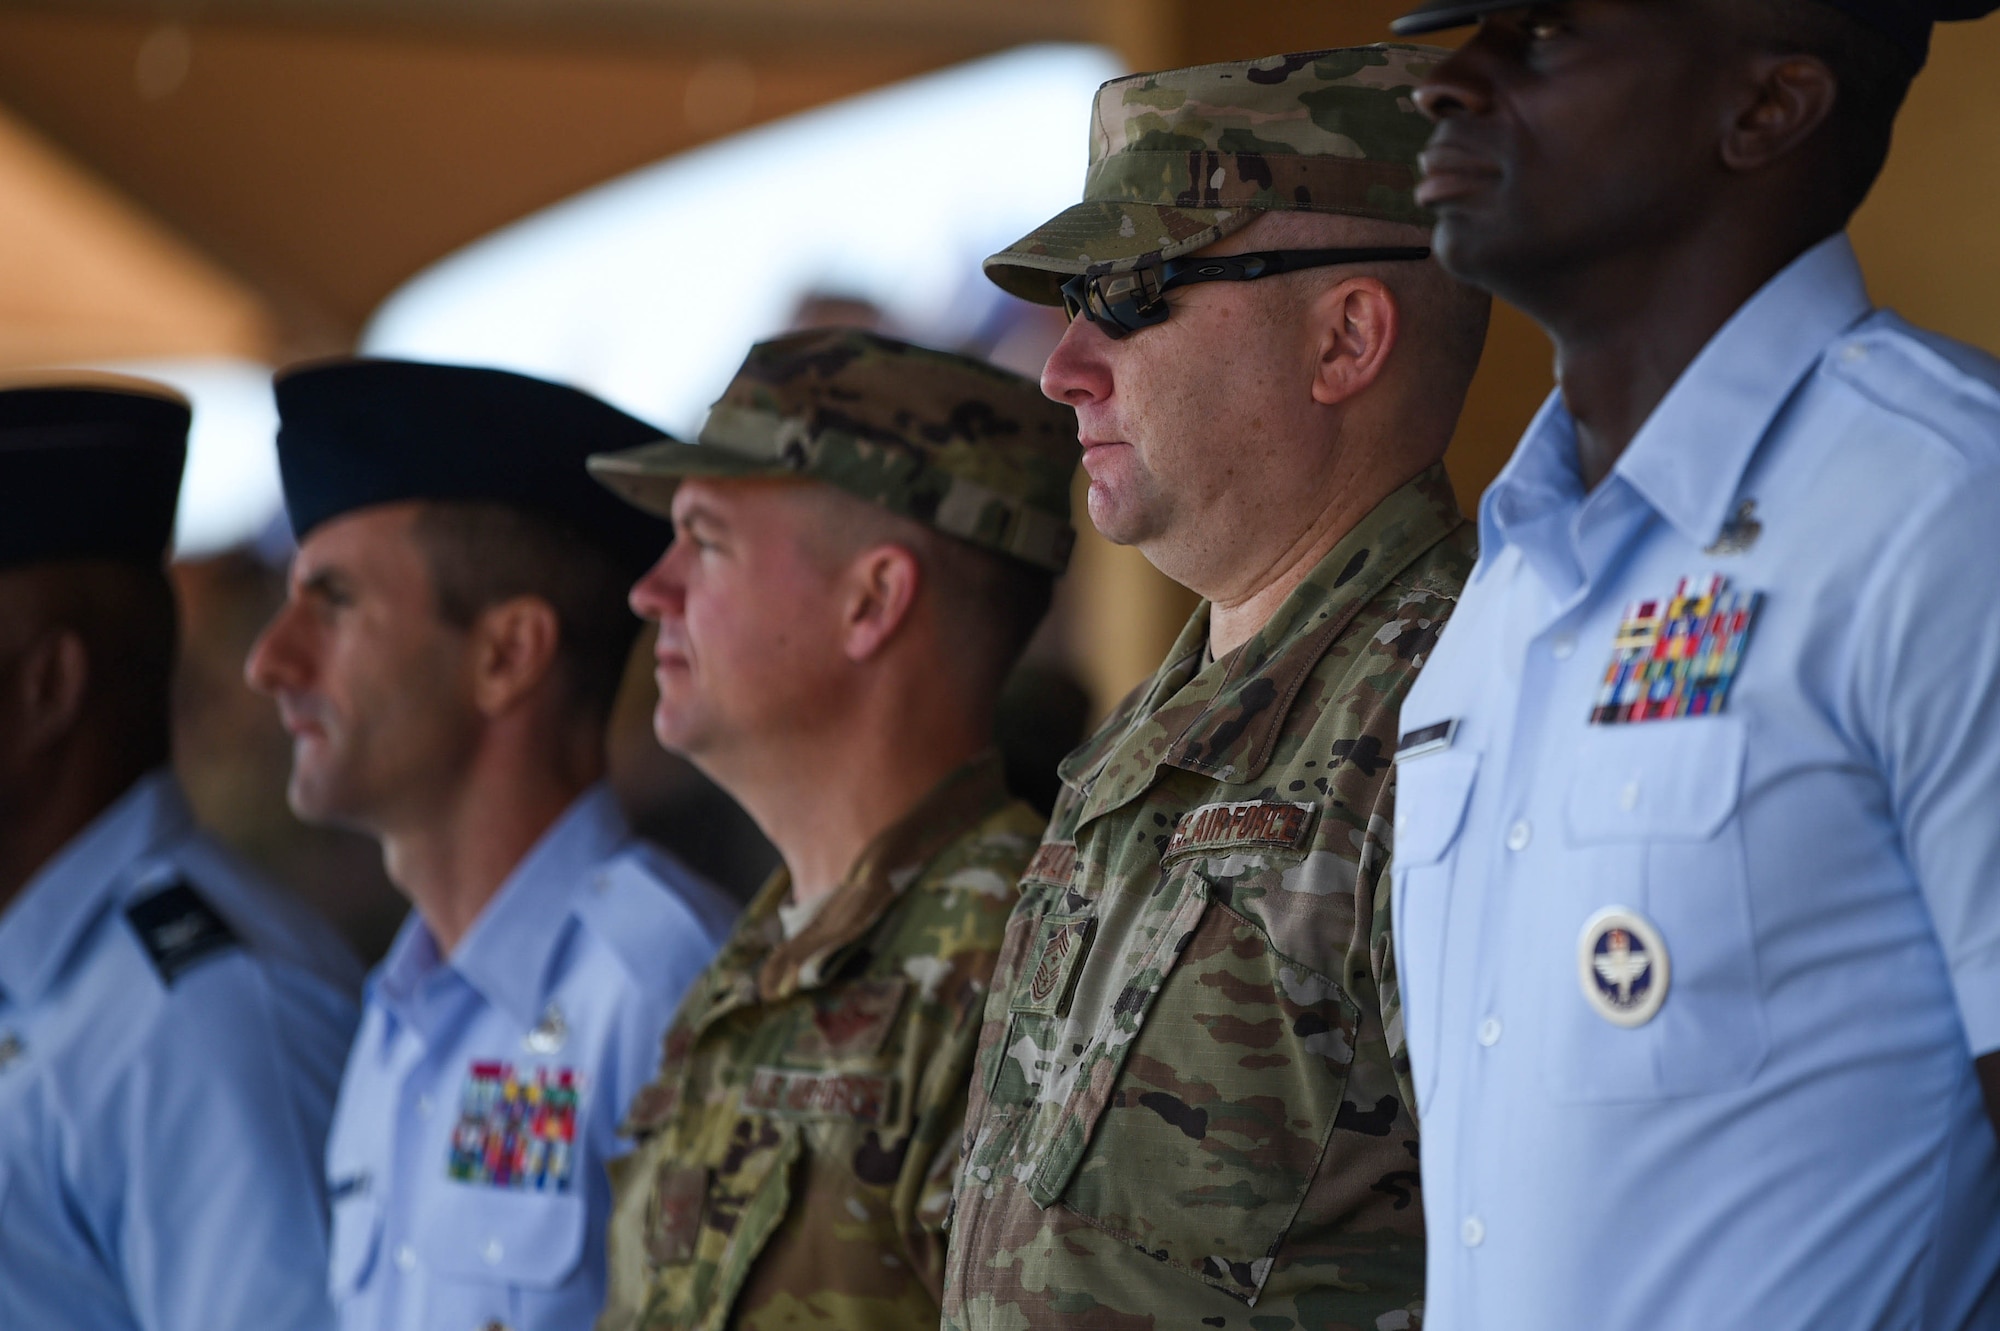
[598,754,1042,1331]
[984,44,1447,305]
[588,328,1081,572]
[941,467,1474,1330]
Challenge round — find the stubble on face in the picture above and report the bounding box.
[268,508,480,835]
[645,480,851,772]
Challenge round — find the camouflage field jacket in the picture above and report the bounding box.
[598,755,1041,1331]
[941,467,1473,1331]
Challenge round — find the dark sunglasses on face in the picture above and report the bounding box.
[1058,246,1434,339]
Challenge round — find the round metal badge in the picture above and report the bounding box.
[1577,908,1670,1028]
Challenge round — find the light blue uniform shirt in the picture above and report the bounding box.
[0,770,363,1331]
[1395,235,2000,1331]
[327,783,734,1331]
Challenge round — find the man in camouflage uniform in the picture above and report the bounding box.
[584,328,1081,1331]
[941,47,1492,1331]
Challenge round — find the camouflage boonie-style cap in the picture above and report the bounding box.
[587,329,1081,573]
[984,44,1446,305]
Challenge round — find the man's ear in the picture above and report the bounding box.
[468,596,563,717]
[1309,277,1402,409]
[1721,53,1839,173]
[839,543,922,664]
[9,628,90,756]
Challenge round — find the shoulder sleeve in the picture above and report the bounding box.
[575,854,733,1141]
[106,947,353,1331]
[1849,462,2000,1056]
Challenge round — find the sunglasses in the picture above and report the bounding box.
[1058,246,1434,339]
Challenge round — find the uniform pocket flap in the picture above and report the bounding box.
[1394,750,1480,867]
[326,1185,381,1299]
[1566,718,1746,842]
[416,1185,587,1287]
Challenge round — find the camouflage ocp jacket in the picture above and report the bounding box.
[597,754,1042,1331]
[941,467,1474,1331]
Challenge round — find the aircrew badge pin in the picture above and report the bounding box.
[1591,573,1760,725]
[1578,908,1670,1027]
[448,1062,582,1191]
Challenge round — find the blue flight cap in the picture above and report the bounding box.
[1391,0,2000,65]
[274,358,675,579]
[0,375,189,571]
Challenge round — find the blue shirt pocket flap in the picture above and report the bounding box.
[417,1185,587,1288]
[1396,750,1481,867]
[1567,718,1746,843]
[327,1190,380,1299]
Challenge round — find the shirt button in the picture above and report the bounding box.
[1551,633,1577,660]
[1462,1215,1486,1248]
[1506,820,1532,852]
[416,1094,435,1118]
[1619,781,1641,811]
[395,1243,417,1271]
[1478,1017,1503,1047]
[483,1238,504,1265]
[1842,342,1869,363]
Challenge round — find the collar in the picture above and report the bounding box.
[376,783,631,1030]
[0,770,190,1004]
[750,751,1013,1003]
[1483,233,1873,567]
[1062,463,1464,827]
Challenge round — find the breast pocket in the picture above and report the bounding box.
[1030,861,1362,1306]
[628,1117,802,1331]
[416,1185,589,1326]
[1546,717,1768,1101]
[1390,748,1480,1111]
[326,1178,381,1303]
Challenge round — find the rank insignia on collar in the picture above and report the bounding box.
[448,1062,582,1191]
[1590,573,1761,725]
[1578,908,1670,1028]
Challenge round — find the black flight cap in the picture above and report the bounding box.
[274,358,676,580]
[0,374,189,571]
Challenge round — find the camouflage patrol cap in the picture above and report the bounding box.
[587,329,1081,573]
[984,44,1447,305]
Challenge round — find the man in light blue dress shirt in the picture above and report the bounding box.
[1383,1,2000,1327]
[245,360,736,1331]
[0,376,363,1331]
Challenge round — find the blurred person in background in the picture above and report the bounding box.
[584,328,1079,1331]
[244,359,736,1331]
[941,45,1492,1331]
[0,374,362,1331]
[1382,0,2000,1326]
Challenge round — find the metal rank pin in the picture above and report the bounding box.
[523,1001,567,1055]
[0,1030,23,1073]
[1578,908,1670,1027]
[1590,573,1761,725]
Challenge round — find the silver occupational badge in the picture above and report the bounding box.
[1578,908,1671,1028]
[1704,499,1763,556]
[523,1002,567,1055]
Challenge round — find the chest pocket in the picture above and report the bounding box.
[1390,748,1480,1112]
[631,1118,802,1331]
[1014,855,1362,1306]
[1547,717,1768,1101]
[416,1185,588,1291]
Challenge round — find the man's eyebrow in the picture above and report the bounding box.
[297,566,350,599]
[674,502,727,534]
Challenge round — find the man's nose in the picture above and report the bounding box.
[1041,313,1115,409]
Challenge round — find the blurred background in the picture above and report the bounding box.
[3,0,1995,961]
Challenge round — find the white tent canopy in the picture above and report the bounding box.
[363,43,1120,436]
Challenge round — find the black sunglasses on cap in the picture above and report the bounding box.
[1059,246,1434,340]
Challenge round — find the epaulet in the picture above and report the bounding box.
[573,854,715,986]
[124,880,239,985]
[1821,320,2000,471]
